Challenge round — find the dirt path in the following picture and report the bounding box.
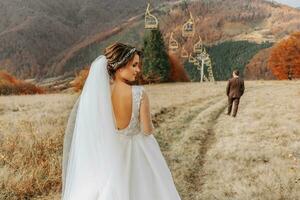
[152,89,228,199]
[152,83,281,200]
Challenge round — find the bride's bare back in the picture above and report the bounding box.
[111,83,133,130]
[111,82,153,134]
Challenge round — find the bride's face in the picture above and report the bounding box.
[116,53,141,82]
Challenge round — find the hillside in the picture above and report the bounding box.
[0,0,173,79]
[46,0,300,80]
[0,0,300,80]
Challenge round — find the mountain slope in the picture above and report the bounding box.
[46,0,300,80]
[1,0,300,80]
[0,0,172,79]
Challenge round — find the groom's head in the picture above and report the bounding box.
[233,70,239,77]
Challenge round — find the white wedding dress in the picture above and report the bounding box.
[61,55,182,200]
[101,85,181,200]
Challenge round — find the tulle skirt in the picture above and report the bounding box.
[97,134,182,200]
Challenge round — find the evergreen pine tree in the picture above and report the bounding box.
[143,29,171,82]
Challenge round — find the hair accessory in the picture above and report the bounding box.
[111,48,136,69]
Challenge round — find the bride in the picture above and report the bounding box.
[61,42,182,200]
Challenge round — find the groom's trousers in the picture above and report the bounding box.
[227,97,240,117]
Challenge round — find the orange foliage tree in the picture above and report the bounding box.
[0,71,44,95]
[168,53,190,82]
[71,66,90,92]
[268,32,300,80]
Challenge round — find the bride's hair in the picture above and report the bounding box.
[104,42,142,78]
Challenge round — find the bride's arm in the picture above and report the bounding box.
[140,90,154,135]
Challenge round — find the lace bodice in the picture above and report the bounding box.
[115,85,145,136]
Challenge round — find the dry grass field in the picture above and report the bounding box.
[0,81,299,200]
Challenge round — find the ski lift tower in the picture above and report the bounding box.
[193,36,215,82]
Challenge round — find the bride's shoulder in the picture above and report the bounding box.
[132,85,145,93]
[132,85,148,103]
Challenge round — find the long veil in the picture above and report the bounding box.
[61,55,122,199]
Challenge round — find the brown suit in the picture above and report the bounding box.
[226,77,245,117]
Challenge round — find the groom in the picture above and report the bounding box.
[226,69,245,117]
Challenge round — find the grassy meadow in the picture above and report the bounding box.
[0,81,299,200]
